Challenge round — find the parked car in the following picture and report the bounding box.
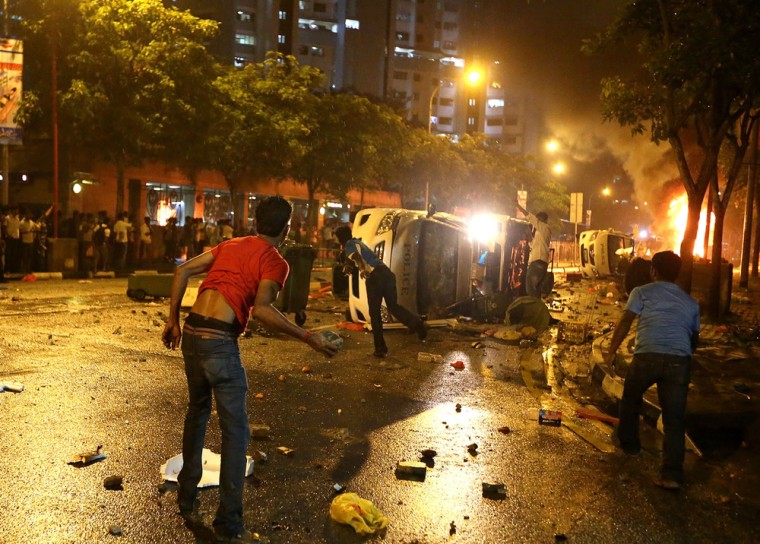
[579,229,635,278]
[347,208,532,324]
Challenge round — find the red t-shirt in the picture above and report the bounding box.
[198,237,289,331]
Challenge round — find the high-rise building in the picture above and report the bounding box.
[172,0,541,153]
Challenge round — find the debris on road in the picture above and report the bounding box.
[302,365,312,373]
[449,521,457,535]
[418,352,444,363]
[329,492,389,534]
[575,407,619,425]
[255,451,268,463]
[420,449,437,458]
[104,475,124,490]
[455,403,462,412]
[108,525,122,536]
[451,361,465,370]
[0,381,24,393]
[467,443,478,455]
[482,482,507,499]
[538,409,563,427]
[250,424,271,439]
[68,445,106,466]
[160,449,254,487]
[498,426,511,434]
[471,341,484,349]
[255,392,265,399]
[333,483,346,493]
[277,374,286,382]
[395,461,427,480]
[277,446,295,457]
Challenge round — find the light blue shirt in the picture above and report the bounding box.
[625,281,700,356]
[344,238,384,269]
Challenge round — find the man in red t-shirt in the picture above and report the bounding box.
[162,196,336,544]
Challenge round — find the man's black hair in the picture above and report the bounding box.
[255,196,292,236]
[334,225,353,246]
[536,211,548,222]
[651,250,682,282]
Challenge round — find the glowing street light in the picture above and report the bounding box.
[428,68,484,134]
[545,139,560,153]
[602,186,611,197]
[551,161,566,176]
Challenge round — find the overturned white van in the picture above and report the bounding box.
[347,208,532,324]
[579,229,635,278]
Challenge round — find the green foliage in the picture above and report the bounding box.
[208,53,323,188]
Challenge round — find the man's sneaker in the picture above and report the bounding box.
[372,350,387,358]
[215,529,256,543]
[654,478,681,491]
[178,504,202,526]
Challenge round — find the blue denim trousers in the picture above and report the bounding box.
[525,260,548,298]
[178,322,250,536]
[618,352,691,482]
[366,265,422,354]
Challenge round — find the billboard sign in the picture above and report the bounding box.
[0,37,23,145]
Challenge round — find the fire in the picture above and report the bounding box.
[666,194,713,257]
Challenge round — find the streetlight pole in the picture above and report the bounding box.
[425,83,442,212]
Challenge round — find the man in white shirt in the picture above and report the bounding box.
[113,212,132,271]
[139,216,152,264]
[3,206,20,274]
[515,201,551,298]
[19,209,39,274]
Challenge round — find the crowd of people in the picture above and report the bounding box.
[1,208,298,278]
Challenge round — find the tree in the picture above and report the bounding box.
[288,92,409,226]
[207,53,323,222]
[585,0,760,315]
[58,0,220,214]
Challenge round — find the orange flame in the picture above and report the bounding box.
[666,194,713,257]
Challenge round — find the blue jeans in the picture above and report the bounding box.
[526,260,548,298]
[179,321,250,536]
[618,352,691,482]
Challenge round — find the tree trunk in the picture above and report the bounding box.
[703,190,712,258]
[708,198,726,320]
[115,160,125,216]
[306,180,319,229]
[740,124,758,285]
[752,126,760,277]
[678,193,704,293]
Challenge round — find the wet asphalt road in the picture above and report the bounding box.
[1,278,759,543]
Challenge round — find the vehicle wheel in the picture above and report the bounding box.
[295,311,307,326]
[134,289,147,301]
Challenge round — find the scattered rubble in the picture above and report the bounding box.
[104,475,124,490]
[482,482,507,499]
[68,445,106,466]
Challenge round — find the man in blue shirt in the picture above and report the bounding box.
[604,251,700,490]
[335,226,426,357]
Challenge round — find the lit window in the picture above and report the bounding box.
[279,10,287,20]
[236,10,253,22]
[235,33,255,45]
[433,39,440,48]
[396,31,409,41]
[468,117,475,125]
[278,34,286,44]
[311,46,325,56]
[468,98,476,106]
[346,19,360,29]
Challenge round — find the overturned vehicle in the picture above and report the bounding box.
[347,208,533,324]
[579,229,635,279]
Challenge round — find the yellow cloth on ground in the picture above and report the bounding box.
[329,492,389,534]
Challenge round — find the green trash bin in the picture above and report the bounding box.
[275,243,317,326]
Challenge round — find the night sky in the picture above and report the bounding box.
[480,0,677,231]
